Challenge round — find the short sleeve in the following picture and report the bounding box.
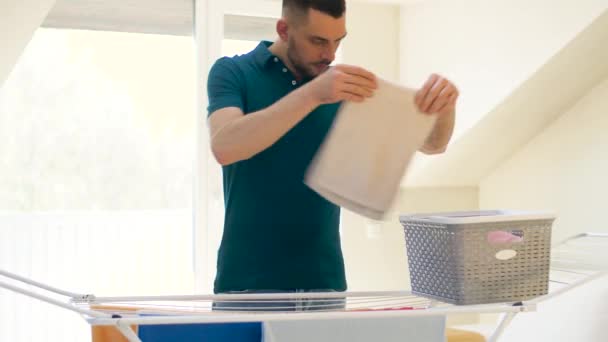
[207,57,245,117]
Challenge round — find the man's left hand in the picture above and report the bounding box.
[414,74,459,116]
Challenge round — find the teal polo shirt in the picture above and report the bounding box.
[207,41,346,293]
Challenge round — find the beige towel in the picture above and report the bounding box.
[305,79,437,220]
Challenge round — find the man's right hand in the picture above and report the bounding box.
[309,64,378,104]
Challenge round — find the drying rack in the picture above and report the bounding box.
[1,232,606,342]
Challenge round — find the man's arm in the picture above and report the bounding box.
[414,74,459,155]
[209,86,320,165]
[208,64,377,166]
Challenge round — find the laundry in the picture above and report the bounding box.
[305,78,437,219]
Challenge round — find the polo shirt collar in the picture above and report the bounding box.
[253,41,278,68]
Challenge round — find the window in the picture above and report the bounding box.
[1,5,347,341]
[0,27,196,342]
[222,39,260,57]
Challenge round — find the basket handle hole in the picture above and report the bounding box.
[495,249,518,260]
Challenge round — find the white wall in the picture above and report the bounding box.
[342,1,400,82]
[342,0,608,333]
[339,2,477,296]
[342,186,478,291]
[399,0,608,139]
[479,78,608,341]
[480,78,608,243]
[0,0,56,88]
[333,1,404,290]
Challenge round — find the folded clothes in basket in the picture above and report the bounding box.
[305,79,436,220]
[487,230,524,243]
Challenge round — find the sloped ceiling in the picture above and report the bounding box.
[0,0,57,89]
[405,9,608,187]
[43,0,193,36]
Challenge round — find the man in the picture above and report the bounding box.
[207,0,458,308]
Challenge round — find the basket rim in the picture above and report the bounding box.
[399,210,556,225]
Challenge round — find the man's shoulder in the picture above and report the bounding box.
[213,51,256,69]
[211,55,239,72]
[209,53,257,83]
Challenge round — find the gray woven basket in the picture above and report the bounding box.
[400,210,555,305]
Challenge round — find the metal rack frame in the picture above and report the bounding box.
[1,233,606,342]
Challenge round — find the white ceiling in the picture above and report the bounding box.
[405,9,608,187]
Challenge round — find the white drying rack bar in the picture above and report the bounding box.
[1,233,606,342]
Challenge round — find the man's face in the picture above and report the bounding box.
[286,8,347,79]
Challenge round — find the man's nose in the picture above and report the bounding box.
[321,48,335,63]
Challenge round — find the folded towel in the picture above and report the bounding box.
[305,79,436,219]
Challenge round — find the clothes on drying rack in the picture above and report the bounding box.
[212,289,345,312]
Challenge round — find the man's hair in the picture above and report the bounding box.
[282,0,346,20]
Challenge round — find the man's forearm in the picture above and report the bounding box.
[420,109,455,154]
[210,85,321,165]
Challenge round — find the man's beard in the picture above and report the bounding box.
[287,39,331,80]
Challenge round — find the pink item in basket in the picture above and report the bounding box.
[487,231,523,244]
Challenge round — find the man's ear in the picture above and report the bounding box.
[276,19,289,42]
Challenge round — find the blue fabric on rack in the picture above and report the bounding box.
[138,321,262,342]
